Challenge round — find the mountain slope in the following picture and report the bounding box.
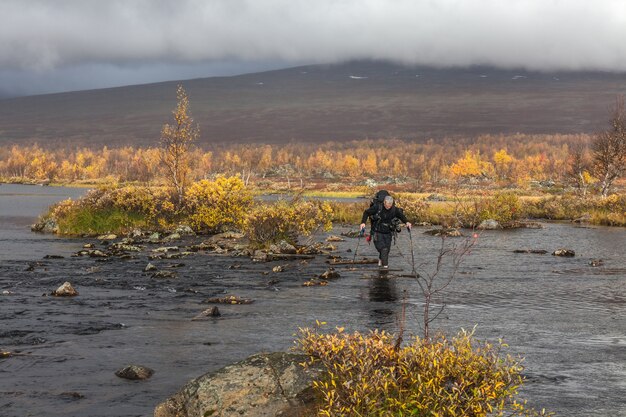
[1,61,625,147]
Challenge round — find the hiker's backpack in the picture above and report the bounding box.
[369,189,391,223]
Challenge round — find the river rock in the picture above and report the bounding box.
[589,259,604,267]
[211,231,245,240]
[52,282,78,297]
[424,228,463,237]
[175,225,195,236]
[162,233,181,242]
[478,219,501,230]
[153,246,179,253]
[270,240,297,254]
[319,267,340,279]
[129,228,144,238]
[115,365,154,380]
[326,235,345,242]
[154,352,322,417]
[83,243,95,249]
[573,214,591,223]
[552,248,575,257]
[97,234,117,240]
[31,218,59,234]
[192,306,221,320]
[152,271,176,279]
[144,263,157,272]
[110,243,142,252]
[513,249,548,254]
[252,250,268,262]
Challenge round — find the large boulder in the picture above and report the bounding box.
[154,352,322,417]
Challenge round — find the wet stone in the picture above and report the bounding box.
[163,232,181,242]
[152,246,179,253]
[589,259,604,267]
[97,234,117,240]
[424,228,463,237]
[205,295,254,305]
[192,306,221,320]
[478,219,501,230]
[513,249,548,254]
[552,248,575,257]
[152,271,176,279]
[319,267,340,280]
[174,225,195,236]
[51,281,78,297]
[59,391,85,400]
[115,365,154,380]
[269,240,297,254]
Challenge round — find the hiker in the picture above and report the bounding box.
[360,193,411,268]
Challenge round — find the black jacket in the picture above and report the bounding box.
[361,204,408,234]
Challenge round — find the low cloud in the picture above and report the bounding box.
[1,0,625,95]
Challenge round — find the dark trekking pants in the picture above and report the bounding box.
[374,232,393,266]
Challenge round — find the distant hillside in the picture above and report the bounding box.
[1,61,625,148]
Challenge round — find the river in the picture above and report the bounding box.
[1,184,625,416]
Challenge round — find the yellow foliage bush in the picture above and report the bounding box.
[296,326,551,417]
[480,192,522,224]
[395,193,431,222]
[184,176,253,232]
[246,198,333,246]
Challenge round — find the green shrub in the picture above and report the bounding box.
[56,207,145,235]
[296,326,551,417]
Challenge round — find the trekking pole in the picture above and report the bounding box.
[408,226,417,276]
[353,226,365,262]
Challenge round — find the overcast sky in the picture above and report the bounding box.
[1,0,626,97]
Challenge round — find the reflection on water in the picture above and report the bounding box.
[1,186,626,417]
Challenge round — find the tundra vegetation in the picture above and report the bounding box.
[7,85,586,416]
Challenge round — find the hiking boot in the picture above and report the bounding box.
[378,260,382,267]
[382,265,389,269]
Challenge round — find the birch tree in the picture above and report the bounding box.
[160,85,199,206]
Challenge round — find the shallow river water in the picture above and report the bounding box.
[1,184,625,417]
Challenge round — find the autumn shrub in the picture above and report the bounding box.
[296,326,551,417]
[479,191,522,224]
[326,201,366,224]
[55,207,146,235]
[45,185,177,234]
[395,193,431,223]
[184,176,253,232]
[246,198,333,246]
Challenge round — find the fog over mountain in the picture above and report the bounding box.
[1,0,625,97]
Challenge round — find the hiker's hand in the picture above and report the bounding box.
[360,223,366,231]
[406,222,412,231]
